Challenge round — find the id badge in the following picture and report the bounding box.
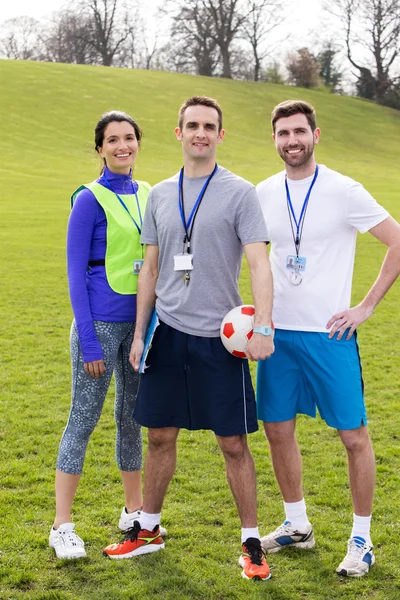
[133,259,144,275]
[286,255,306,271]
[174,253,194,271]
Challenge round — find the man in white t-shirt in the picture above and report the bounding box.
[256,99,400,577]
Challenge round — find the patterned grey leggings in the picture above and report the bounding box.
[56,321,142,475]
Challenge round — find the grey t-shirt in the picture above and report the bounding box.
[141,166,268,337]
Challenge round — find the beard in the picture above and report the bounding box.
[278,143,314,169]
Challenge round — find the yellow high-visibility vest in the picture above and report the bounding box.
[71,180,150,294]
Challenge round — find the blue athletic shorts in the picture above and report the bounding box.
[134,320,258,436]
[256,329,367,430]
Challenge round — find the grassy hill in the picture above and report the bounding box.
[1,60,399,600]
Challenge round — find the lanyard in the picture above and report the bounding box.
[102,174,143,235]
[285,165,319,255]
[178,164,218,253]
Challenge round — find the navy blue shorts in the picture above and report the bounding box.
[134,321,258,437]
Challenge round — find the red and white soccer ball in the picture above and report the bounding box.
[220,305,255,358]
[220,305,274,358]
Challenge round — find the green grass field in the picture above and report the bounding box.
[0,59,399,600]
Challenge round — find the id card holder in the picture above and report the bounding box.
[286,255,306,271]
[133,259,144,275]
[174,253,194,271]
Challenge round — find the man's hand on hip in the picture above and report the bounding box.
[327,303,373,340]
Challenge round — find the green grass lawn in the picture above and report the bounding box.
[0,60,399,599]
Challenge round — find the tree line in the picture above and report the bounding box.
[1,0,399,109]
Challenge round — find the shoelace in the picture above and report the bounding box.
[120,520,141,544]
[59,529,83,547]
[347,538,367,559]
[244,541,264,566]
[271,522,291,536]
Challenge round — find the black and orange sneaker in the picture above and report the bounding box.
[239,537,271,580]
[103,520,165,559]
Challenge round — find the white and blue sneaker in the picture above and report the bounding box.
[260,520,315,554]
[336,536,375,577]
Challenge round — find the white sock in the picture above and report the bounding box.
[140,511,161,531]
[351,514,372,546]
[284,499,310,531]
[124,507,141,517]
[241,527,260,544]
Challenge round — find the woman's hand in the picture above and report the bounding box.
[84,360,106,378]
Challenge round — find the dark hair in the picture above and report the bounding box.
[94,111,142,169]
[271,100,316,133]
[178,96,223,132]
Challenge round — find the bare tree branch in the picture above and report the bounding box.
[75,0,137,66]
[326,0,400,104]
[0,16,43,60]
[240,0,286,81]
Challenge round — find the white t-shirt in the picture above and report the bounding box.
[257,164,389,332]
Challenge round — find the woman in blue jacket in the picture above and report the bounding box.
[49,111,156,559]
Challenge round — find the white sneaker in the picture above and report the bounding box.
[336,537,375,577]
[118,507,168,538]
[49,523,86,559]
[261,521,315,554]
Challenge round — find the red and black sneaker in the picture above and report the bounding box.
[103,520,165,559]
[239,537,271,580]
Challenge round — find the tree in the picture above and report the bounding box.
[0,3,139,67]
[229,45,256,79]
[286,47,321,88]
[205,0,253,78]
[40,10,98,64]
[383,79,400,109]
[76,0,137,67]
[240,0,285,82]
[137,28,160,71]
[328,0,400,105]
[317,41,343,92]
[111,10,161,70]
[0,16,42,60]
[162,0,287,80]
[263,59,284,83]
[164,0,220,76]
[163,0,256,79]
[355,67,377,100]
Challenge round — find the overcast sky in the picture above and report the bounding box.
[0,0,331,51]
[0,0,355,82]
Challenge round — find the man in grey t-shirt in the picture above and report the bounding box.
[103,96,274,581]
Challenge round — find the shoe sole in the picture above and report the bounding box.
[103,542,165,559]
[241,571,271,581]
[262,538,316,554]
[53,552,87,560]
[49,545,86,560]
[336,555,375,578]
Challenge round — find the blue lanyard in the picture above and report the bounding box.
[178,164,218,252]
[285,165,319,249]
[102,174,143,235]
